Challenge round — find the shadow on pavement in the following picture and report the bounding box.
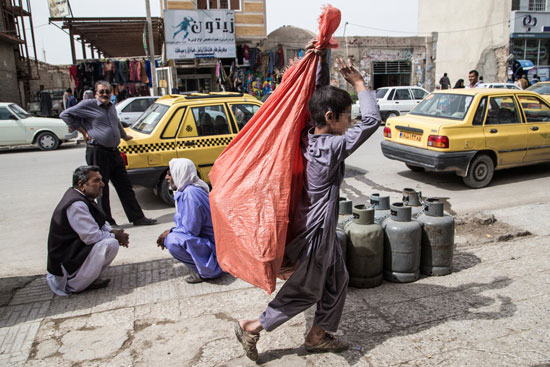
[397,163,550,191]
[259,276,516,365]
[0,258,236,328]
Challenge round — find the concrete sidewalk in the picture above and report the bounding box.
[1,205,549,366]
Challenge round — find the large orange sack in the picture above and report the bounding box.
[209,5,341,294]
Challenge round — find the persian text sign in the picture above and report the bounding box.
[165,9,236,60]
[48,0,71,18]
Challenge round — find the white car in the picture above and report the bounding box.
[0,102,75,150]
[376,86,429,121]
[478,83,520,90]
[116,96,159,127]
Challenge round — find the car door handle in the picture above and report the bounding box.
[395,101,399,104]
[490,129,498,133]
[530,126,539,131]
[183,141,195,146]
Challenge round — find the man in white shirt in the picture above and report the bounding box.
[466,70,481,88]
[46,166,129,296]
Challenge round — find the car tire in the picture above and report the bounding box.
[462,154,494,189]
[157,175,175,207]
[385,111,399,120]
[405,163,425,172]
[36,132,60,151]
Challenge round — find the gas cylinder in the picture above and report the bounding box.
[382,203,422,283]
[336,227,347,265]
[370,193,391,224]
[338,198,353,230]
[416,198,455,276]
[345,205,384,288]
[402,188,423,219]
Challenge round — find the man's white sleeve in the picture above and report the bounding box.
[66,201,114,245]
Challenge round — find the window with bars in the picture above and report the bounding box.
[528,0,546,11]
[372,61,412,75]
[197,0,241,10]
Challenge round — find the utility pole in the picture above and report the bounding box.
[145,0,157,95]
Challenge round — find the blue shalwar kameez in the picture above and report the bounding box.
[165,185,223,279]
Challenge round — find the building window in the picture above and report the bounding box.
[528,0,545,11]
[197,0,241,10]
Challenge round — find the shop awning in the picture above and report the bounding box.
[50,17,163,59]
[517,60,535,70]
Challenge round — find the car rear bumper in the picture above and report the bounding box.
[381,140,477,176]
[127,167,167,188]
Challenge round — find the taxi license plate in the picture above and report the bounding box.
[399,131,422,142]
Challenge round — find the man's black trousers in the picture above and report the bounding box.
[85,145,144,223]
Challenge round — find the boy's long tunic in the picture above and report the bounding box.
[259,63,381,332]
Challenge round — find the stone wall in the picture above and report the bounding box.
[0,42,21,104]
[331,36,436,91]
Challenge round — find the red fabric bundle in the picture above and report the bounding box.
[209,5,341,294]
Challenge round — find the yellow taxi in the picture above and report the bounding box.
[118,92,262,204]
[381,89,550,188]
[526,81,550,104]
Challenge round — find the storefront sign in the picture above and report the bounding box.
[165,10,236,60]
[510,11,550,34]
[48,0,71,18]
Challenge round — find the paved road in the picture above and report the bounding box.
[1,131,549,277]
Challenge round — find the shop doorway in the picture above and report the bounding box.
[372,61,411,89]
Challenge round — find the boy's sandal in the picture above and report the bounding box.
[183,271,204,284]
[234,321,260,361]
[304,333,348,353]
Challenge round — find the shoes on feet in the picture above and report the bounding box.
[234,321,260,361]
[87,278,111,290]
[304,333,348,354]
[133,217,157,226]
[183,271,205,284]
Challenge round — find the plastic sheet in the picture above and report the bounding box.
[209,5,341,294]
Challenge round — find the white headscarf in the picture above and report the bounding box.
[168,158,210,193]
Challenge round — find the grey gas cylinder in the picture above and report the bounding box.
[345,205,384,288]
[417,198,455,276]
[338,198,353,230]
[336,227,347,262]
[370,193,391,224]
[382,203,422,283]
[402,188,423,219]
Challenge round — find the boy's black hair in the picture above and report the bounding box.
[308,85,353,127]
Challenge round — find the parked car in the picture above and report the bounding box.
[375,86,429,121]
[119,92,262,205]
[0,102,76,150]
[478,83,520,90]
[116,96,159,127]
[27,89,65,117]
[381,89,550,188]
[526,81,550,104]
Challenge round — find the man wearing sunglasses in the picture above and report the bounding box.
[60,80,156,227]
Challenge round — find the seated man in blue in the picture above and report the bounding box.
[157,158,224,283]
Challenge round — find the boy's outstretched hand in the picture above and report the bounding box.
[335,56,366,93]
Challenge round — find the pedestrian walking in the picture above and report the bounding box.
[439,73,451,89]
[234,42,380,361]
[59,80,157,227]
[453,79,465,88]
[466,70,481,88]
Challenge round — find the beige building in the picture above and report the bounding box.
[161,0,267,93]
[418,0,512,85]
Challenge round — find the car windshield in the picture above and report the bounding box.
[527,83,550,95]
[410,93,474,120]
[376,88,389,99]
[9,103,31,119]
[131,103,169,134]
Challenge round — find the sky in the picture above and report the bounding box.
[26,0,418,65]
